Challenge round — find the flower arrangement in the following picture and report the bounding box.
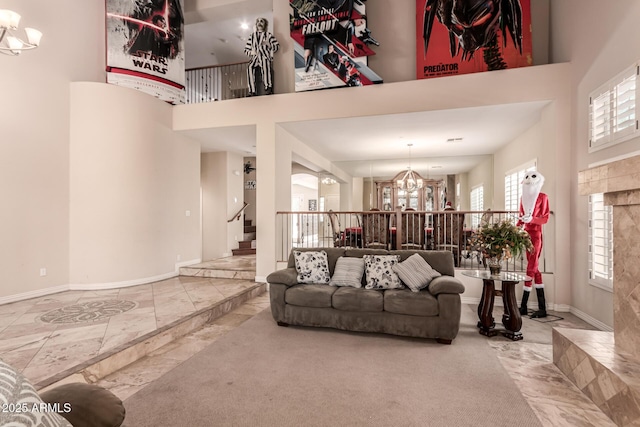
[470,220,533,262]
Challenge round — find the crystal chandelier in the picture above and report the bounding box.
[0,10,42,56]
[396,144,423,191]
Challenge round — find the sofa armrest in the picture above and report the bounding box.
[266,268,299,287]
[39,383,125,427]
[428,276,465,295]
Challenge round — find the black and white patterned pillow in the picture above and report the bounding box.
[330,257,364,288]
[363,254,404,290]
[294,250,331,284]
[393,253,442,292]
[0,359,73,427]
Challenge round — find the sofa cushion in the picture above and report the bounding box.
[384,289,439,316]
[0,359,73,427]
[285,284,337,308]
[332,287,383,312]
[330,257,364,288]
[294,250,330,284]
[393,250,455,277]
[363,254,404,290]
[288,248,345,275]
[393,253,442,292]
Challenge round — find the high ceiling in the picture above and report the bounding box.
[182,1,550,180]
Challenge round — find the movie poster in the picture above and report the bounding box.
[290,0,382,92]
[106,0,185,104]
[416,0,532,80]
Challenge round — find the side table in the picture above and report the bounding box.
[461,270,532,341]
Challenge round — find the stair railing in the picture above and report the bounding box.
[228,202,249,222]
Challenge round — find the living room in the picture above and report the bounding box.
[2,0,640,425]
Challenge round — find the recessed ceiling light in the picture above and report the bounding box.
[446,137,464,143]
[241,22,249,30]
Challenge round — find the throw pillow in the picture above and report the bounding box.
[330,257,364,288]
[393,253,442,292]
[0,359,73,427]
[363,254,404,290]
[294,250,330,284]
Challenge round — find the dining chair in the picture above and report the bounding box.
[433,212,465,266]
[362,211,390,249]
[400,211,425,249]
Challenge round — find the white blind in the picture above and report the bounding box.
[588,193,613,290]
[589,64,639,152]
[504,162,537,211]
[470,185,483,229]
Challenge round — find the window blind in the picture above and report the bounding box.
[588,193,613,290]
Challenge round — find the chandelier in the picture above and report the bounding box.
[321,176,337,185]
[0,10,42,56]
[396,144,424,191]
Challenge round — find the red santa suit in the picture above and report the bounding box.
[517,171,550,318]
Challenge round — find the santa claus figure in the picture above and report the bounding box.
[517,170,550,318]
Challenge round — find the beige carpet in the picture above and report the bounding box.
[123,308,542,427]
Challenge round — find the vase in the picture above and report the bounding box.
[487,257,502,275]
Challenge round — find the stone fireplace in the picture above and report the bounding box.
[553,155,640,425]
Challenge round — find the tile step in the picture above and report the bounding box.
[179,266,255,279]
[553,327,640,426]
[36,283,267,392]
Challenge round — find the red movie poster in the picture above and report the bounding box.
[416,0,532,80]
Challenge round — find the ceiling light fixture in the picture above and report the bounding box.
[396,143,424,191]
[321,177,337,185]
[240,22,249,30]
[446,137,464,143]
[0,10,42,56]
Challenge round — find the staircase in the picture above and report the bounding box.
[232,218,256,255]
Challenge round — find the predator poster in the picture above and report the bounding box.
[416,0,532,80]
[106,0,185,104]
[290,0,383,92]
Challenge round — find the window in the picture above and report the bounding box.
[504,160,537,211]
[470,185,483,229]
[589,193,613,291]
[589,63,639,152]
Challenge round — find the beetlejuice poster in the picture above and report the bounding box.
[106,0,185,104]
[290,0,382,92]
[416,0,532,80]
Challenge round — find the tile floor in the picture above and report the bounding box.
[0,257,619,426]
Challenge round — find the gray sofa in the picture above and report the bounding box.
[267,248,465,344]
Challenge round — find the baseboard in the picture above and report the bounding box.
[552,304,571,312]
[570,307,614,332]
[1,261,204,305]
[222,252,232,258]
[255,275,267,283]
[0,285,70,305]
[175,258,202,272]
[69,271,178,291]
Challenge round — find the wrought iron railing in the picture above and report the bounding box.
[276,209,550,273]
[185,62,249,103]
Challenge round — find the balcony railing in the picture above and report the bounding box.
[276,209,550,273]
[185,62,250,103]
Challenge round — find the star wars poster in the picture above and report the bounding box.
[106,0,185,104]
[290,0,383,92]
[416,0,532,80]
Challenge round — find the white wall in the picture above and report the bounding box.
[551,0,640,327]
[467,156,494,210]
[69,83,201,285]
[201,151,244,259]
[0,1,104,300]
